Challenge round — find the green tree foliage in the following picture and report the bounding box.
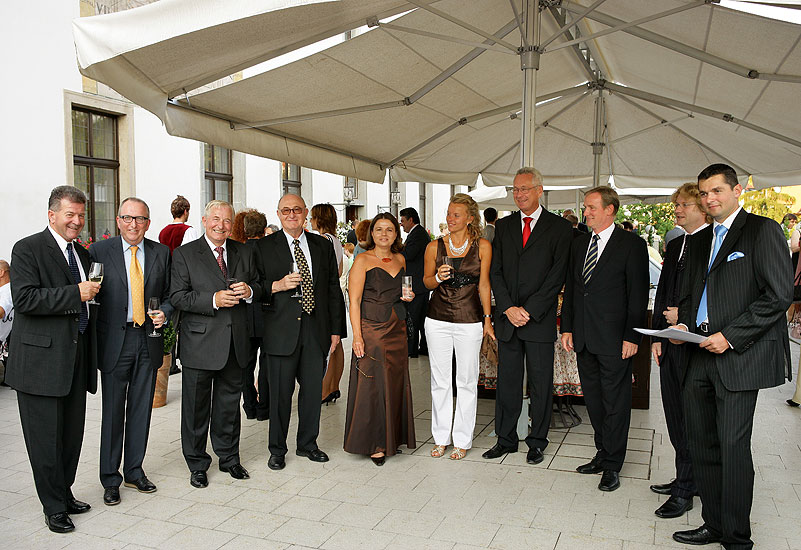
[740,189,795,224]
[616,203,676,247]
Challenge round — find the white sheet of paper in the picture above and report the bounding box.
[635,327,707,344]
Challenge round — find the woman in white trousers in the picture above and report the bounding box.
[423,193,494,460]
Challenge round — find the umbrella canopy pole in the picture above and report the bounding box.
[592,90,605,187]
[520,0,541,169]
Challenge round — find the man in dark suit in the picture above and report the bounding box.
[89,197,172,506]
[484,167,572,465]
[669,164,792,549]
[256,194,345,471]
[170,200,261,488]
[400,207,429,357]
[648,183,709,519]
[6,186,100,533]
[561,186,649,492]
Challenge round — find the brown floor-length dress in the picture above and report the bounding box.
[343,268,416,456]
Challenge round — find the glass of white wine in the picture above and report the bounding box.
[147,297,161,338]
[87,262,103,305]
[290,261,303,298]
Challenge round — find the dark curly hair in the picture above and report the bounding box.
[365,212,404,254]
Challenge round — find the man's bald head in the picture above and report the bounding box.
[0,260,9,285]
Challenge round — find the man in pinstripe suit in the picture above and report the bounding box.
[670,164,792,549]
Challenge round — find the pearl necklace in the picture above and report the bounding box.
[448,235,469,256]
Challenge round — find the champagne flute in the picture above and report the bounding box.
[147,297,161,337]
[402,275,413,300]
[87,262,103,305]
[290,261,303,298]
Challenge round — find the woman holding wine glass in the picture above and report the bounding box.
[343,213,416,466]
[422,193,494,460]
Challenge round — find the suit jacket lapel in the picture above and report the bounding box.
[226,239,240,278]
[279,230,295,271]
[309,235,323,284]
[107,236,128,288]
[709,210,747,273]
[142,238,156,284]
[508,212,523,253]
[590,227,621,281]
[196,239,226,284]
[42,229,75,283]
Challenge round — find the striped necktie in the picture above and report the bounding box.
[293,239,315,314]
[582,234,600,285]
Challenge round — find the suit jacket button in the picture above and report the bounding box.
[73,339,78,344]
[583,292,588,297]
[297,317,301,321]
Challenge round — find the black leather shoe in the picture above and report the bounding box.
[124,475,157,493]
[655,495,693,518]
[268,455,286,470]
[371,455,385,466]
[296,448,329,462]
[598,470,620,492]
[66,497,91,514]
[244,410,257,420]
[190,470,208,488]
[45,512,74,533]
[672,525,722,545]
[256,413,269,421]
[526,448,544,465]
[103,486,121,506]
[576,456,604,474]
[220,463,250,479]
[650,479,675,495]
[482,443,517,459]
[787,399,800,407]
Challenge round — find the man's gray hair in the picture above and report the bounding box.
[205,199,234,217]
[48,186,87,211]
[118,197,150,218]
[515,167,543,186]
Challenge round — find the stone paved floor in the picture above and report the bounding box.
[1,338,800,550]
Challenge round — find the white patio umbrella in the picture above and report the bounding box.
[73,0,801,188]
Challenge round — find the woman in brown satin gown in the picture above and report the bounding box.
[344,213,416,465]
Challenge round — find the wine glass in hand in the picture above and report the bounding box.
[87,262,103,304]
[290,261,303,298]
[147,297,161,337]
[226,277,240,300]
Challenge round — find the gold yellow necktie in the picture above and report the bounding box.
[130,245,145,326]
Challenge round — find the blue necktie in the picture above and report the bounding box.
[696,225,728,327]
[67,243,88,334]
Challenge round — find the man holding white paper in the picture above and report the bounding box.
[648,183,709,519]
[669,164,792,549]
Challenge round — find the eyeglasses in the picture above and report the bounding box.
[119,215,149,224]
[674,202,696,209]
[512,186,536,194]
[279,207,305,215]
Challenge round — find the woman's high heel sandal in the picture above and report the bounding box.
[431,445,448,458]
[322,390,341,406]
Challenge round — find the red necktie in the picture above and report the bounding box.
[215,246,228,279]
[522,217,532,247]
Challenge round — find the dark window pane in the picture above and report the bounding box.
[204,144,213,172]
[93,167,117,238]
[214,179,230,203]
[72,111,89,157]
[214,146,231,174]
[90,112,117,160]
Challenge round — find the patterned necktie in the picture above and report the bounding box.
[677,234,688,271]
[522,217,533,247]
[215,246,228,279]
[67,243,88,333]
[582,234,600,285]
[696,225,728,326]
[130,245,145,326]
[293,239,315,314]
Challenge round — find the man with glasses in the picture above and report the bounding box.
[486,167,572,465]
[255,194,345,471]
[89,198,172,505]
[648,183,709,519]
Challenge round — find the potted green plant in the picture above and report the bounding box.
[152,320,177,408]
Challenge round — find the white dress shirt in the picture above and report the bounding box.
[122,238,145,323]
[708,207,741,267]
[283,230,314,280]
[520,205,543,234]
[585,222,616,263]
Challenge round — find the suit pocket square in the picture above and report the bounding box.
[727,252,745,262]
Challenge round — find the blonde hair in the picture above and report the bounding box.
[449,193,483,245]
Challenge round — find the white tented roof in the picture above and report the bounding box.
[74,0,801,188]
